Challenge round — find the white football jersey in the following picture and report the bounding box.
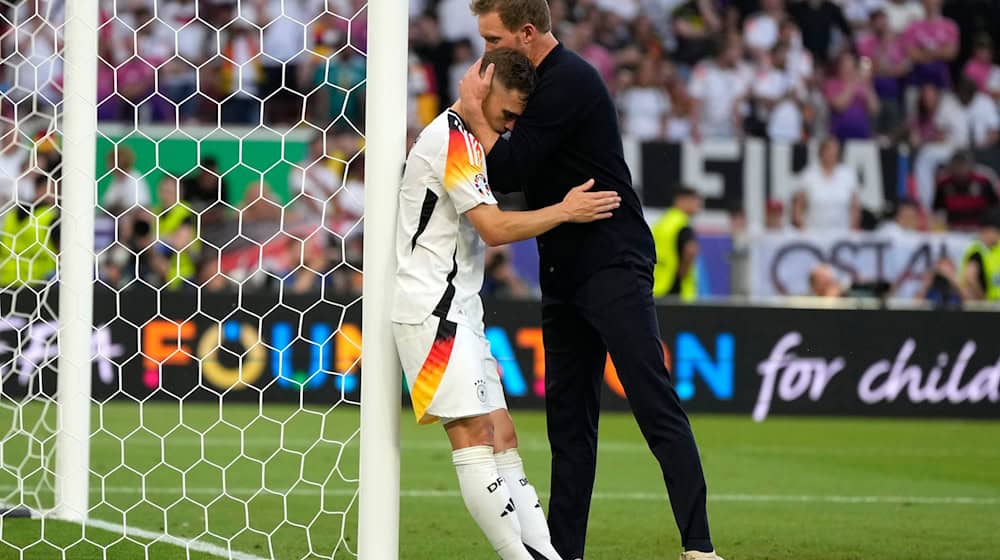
[392,109,497,332]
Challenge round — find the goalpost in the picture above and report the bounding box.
[1,0,408,557]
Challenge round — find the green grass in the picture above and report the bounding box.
[1,402,998,559]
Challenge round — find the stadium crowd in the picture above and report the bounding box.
[1,0,1000,303]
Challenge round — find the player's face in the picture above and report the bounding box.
[481,83,525,134]
[478,12,528,55]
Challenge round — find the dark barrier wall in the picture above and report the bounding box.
[2,291,998,419]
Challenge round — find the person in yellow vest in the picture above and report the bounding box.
[0,174,59,287]
[960,208,1000,302]
[652,186,702,301]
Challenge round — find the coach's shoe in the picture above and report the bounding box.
[680,551,724,560]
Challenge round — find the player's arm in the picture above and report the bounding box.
[465,179,619,247]
[459,62,581,193]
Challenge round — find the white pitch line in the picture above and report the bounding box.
[21,486,998,506]
[85,518,271,560]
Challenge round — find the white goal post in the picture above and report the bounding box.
[358,0,408,559]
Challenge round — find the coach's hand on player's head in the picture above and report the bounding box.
[460,58,495,114]
[560,179,621,223]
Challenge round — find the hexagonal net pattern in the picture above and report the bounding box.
[1,1,369,558]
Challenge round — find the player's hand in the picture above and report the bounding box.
[459,58,494,115]
[561,179,621,223]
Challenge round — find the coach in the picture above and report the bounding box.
[458,2,721,559]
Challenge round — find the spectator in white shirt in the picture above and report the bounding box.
[689,35,752,141]
[882,0,925,33]
[618,59,670,141]
[102,146,151,216]
[743,0,787,60]
[909,83,969,209]
[750,42,805,142]
[954,78,1000,149]
[798,137,861,230]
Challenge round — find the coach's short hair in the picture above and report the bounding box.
[481,48,536,99]
[470,0,552,33]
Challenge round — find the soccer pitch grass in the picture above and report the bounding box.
[1,403,998,559]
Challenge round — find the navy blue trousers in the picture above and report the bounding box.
[543,263,713,558]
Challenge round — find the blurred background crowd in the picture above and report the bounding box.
[1,0,999,305]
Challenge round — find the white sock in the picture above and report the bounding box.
[453,445,533,560]
[494,448,562,560]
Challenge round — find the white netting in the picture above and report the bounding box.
[1,0,369,557]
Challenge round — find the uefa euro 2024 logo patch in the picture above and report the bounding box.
[474,173,491,198]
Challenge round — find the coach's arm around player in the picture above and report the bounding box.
[466,179,619,246]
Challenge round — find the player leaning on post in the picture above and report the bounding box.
[458,1,723,559]
[392,48,620,560]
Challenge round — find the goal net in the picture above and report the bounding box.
[0,0,403,557]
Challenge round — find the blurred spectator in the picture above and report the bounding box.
[158,213,200,291]
[823,50,879,141]
[653,186,702,301]
[809,263,846,297]
[856,9,911,138]
[329,155,366,238]
[99,216,166,288]
[663,63,696,141]
[482,246,533,299]
[916,255,963,307]
[749,42,806,142]
[932,151,999,231]
[909,83,967,209]
[689,35,751,141]
[288,237,332,294]
[742,0,786,61]
[159,0,207,123]
[256,0,311,124]
[954,78,1000,149]
[790,190,809,230]
[218,20,263,125]
[779,18,815,86]
[566,21,616,86]
[102,146,151,216]
[962,34,1000,98]
[618,59,670,141]
[182,157,230,222]
[197,255,233,293]
[239,181,283,225]
[0,122,33,208]
[155,177,194,240]
[877,197,922,235]
[670,0,724,66]
[290,134,342,233]
[765,199,787,230]
[0,173,59,287]
[437,0,481,48]
[797,137,861,230]
[412,14,458,112]
[448,40,477,109]
[883,0,925,33]
[841,0,888,29]
[959,208,1000,301]
[788,0,853,64]
[901,0,958,89]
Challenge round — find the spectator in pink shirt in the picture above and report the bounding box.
[963,34,1000,99]
[567,21,616,86]
[856,10,911,137]
[902,0,958,89]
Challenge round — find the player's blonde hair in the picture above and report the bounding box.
[469,0,552,33]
